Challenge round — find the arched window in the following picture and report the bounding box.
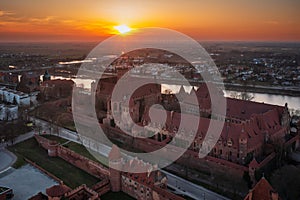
[227,138,233,147]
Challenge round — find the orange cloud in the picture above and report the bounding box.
[0,1,299,42]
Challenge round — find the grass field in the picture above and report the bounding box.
[8,138,100,189]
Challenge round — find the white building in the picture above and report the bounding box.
[0,87,30,106]
[0,104,18,121]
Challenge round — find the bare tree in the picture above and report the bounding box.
[230,91,254,101]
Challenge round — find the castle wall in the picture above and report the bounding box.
[35,135,109,179]
[35,135,190,200]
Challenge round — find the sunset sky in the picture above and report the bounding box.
[1,0,300,42]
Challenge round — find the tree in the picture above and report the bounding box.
[271,165,300,200]
[272,138,286,168]
[239,92,254,101]
[230,91,254,101]
[231,80,255,101]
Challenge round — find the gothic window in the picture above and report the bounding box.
[227,139,233,147]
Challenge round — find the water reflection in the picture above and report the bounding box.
[161,84,299,111]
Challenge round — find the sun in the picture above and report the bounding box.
[114,24,132,34]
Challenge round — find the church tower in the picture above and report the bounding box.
[43,70,51,82]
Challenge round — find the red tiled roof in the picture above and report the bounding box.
[28,192,48,200]
[41,79,74,87]
[226,98,284,120]
[46,184,71,197]
[141,105,283,151]
[109,144,122,160]
[249,158,260,168]
[244,177,279,200]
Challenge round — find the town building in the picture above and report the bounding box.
[0,87,30,106]
[0,72,18,87]
[17,72,41,93]
[0,104,18,121]
[39,79,74,100]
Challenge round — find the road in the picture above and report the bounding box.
[31,117,230,200]
[165,171,229,200]
[0,149,16,173]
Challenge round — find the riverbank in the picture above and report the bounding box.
[224,83,300,97]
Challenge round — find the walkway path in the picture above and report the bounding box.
[0,149,16,173]
[0,164,58,200]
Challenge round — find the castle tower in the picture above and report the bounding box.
[48,141,58,157]
[281,103,290,128]
[108,144,122,192]
[248,158,259,186]
[239,122,248,164]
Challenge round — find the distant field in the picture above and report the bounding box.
[8,138,100,189]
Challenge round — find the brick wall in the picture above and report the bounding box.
[35,135,109,179]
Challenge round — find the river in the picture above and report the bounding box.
[161,84,300,111]
[49,75,300,112]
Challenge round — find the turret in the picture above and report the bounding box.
[48,141,58,157]
[249,158,259,186]
[281,103,290,128]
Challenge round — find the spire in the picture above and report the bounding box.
[190,86,196,95]
[178,85,185,94]
[109,144,122,161]
[249,158,259,169]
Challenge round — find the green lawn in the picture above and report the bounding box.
[8,138,100,189]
